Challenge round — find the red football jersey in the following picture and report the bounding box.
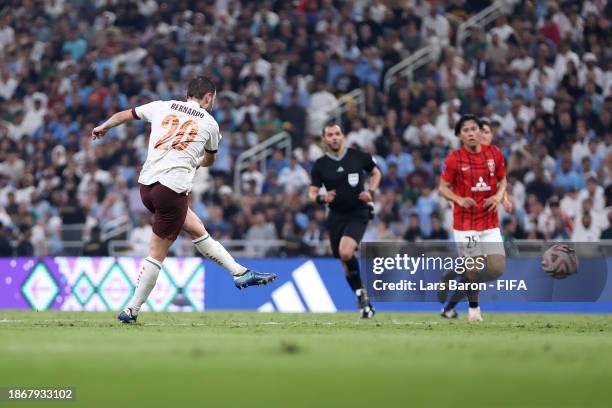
[441,144,506,231]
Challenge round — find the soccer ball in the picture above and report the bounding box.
[541,244,578,279]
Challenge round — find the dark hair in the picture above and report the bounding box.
[322,123,343,137]
[187,75,216,99]
[479,118,491,129]
[454,114,480,136]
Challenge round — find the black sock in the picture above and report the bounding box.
[469,301,479,308]
[445,274,470,310]
[343,257,362,292]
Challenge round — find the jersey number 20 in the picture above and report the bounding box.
[154,114,198,151]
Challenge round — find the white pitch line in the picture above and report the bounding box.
[390,320,440,325]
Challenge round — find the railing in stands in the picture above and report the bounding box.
[456,0,517,54]
[101,215,131,242]
[109,238,328,258]
[383,45,436,93]
[108,239,612,258]
[233,131,292,195]
[58,224,86,255]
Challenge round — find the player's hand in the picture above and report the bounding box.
[483,194,502,212]
[324,190,336,203]
[358,191,373,202]
[502,196,513,213]
[91,126,107,140]
[456,197,477,208]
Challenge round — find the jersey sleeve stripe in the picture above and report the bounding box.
[466,150,476,230]
[485,148,495,229]
[457,151,464,230]
[131,107,139,120]
[204,148,217,153]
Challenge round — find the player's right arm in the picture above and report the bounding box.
[438,152,476,208]
[439,179,476,208]
[91,109,137,139]
[198,151,216,167]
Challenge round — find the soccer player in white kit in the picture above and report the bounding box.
[91,76,276,324]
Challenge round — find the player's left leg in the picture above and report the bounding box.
[461,230,506,321]
[465,253,505,322]
[441,229,480,319]
[182,208,276,289]
[120,183,188,324]
[477,228,506,283]
[339,218,374,319]
[120,233,174,323]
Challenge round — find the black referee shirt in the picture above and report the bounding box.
[311,148,377,213]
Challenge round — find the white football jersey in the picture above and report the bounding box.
[135,99,221,193]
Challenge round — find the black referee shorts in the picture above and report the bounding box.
[326,209,370,258]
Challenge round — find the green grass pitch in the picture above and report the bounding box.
[0,311,610,408]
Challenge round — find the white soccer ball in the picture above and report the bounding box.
[541,244,578,279]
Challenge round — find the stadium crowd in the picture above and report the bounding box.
[0,0,610,257]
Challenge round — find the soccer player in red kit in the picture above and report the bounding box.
[438,114,507,321]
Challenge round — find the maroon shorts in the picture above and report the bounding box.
[139,182,188,241]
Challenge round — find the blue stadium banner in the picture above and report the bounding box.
[1,256,611,313]
[362,242,611,303]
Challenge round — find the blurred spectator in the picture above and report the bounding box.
[246,211,278,255]
[278,156,309,194]
[242,162,265,195]
[428,213,449,240]
[554,156,585,192]
[571,212,601,242]
[380,163,404,193]
[302,220,326,257]
[204,205,229,239]
[83,226,109,256]
[579,176,605,213]
[525,166,554,206]
[15,225,34,256]
[307,82,339,136]
[0,152,25,181]
[267,150,289,174]
[346,118,377,149]
[403,214,424,242]
[385,140,414,178]
[421,3,450,54]
[282,93,307,144]
[129,213,152,256]
[0,222,12,256]
[601,212,612,240]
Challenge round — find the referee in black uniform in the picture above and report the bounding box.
[309,124,382,318]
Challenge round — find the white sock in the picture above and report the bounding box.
[128,257,162,315]
[192,234,246,276]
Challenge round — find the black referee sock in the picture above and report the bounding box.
[343,257,363,292]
